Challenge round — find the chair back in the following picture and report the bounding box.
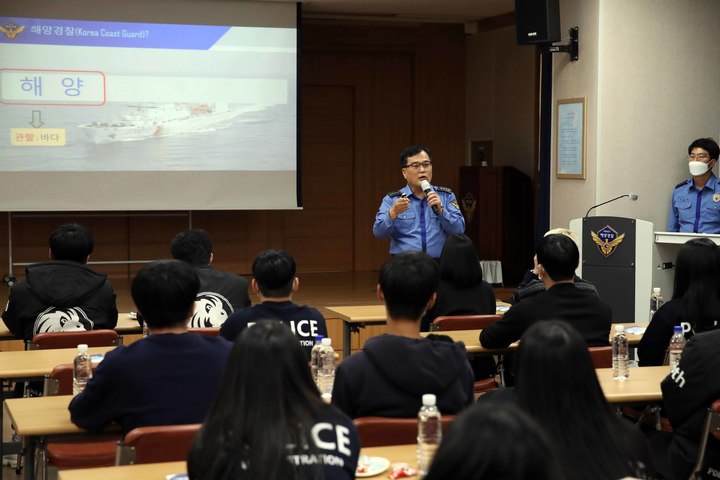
[30,329,121,350]
[353,416,455,447]
[431,314,501,332]
[691,400,720,479]
[44,363,101,396]
[116,424,201,465]
[588,346,612,369]
[187,328,220,337]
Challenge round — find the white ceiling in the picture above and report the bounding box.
[296,0,515,23]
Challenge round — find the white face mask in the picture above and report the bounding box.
[689,161,711,176]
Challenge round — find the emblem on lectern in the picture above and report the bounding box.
[461,192,476,224]
[591,226,625,257]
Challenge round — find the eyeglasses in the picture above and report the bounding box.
[688,153,710,160]
[403,161,432,170]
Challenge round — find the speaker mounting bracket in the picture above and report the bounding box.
[546,26,579,62]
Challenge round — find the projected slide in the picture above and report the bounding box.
[0,17,296,172]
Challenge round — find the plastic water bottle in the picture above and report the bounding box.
[72,344,93,395]
[310,335,325,385]
[668,325,687,370]
[317,338,335,399]
[417,393,442,477]
[649,287,664,320]
[612,325,629,381]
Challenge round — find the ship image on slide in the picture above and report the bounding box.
[78,102,264,144]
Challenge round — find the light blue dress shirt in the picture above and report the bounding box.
[373,184,465,258]
[667,174,720,233]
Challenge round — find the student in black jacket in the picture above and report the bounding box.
[638,238,720,366]
[332,252,474,419]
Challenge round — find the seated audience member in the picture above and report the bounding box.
[516,321,653,480]
[188,321,359,480]
[332,252,474,419]
[421,233,496,380]
[69,260,232,435]
[650,329,720,480]
[509,228,597,305]
[170,229,251,328]
[425,402,565,480]
[421,233,495,332]
[2,223,118,340]
[639,238,720,366]
[480,233,611,350]
[220,249,327,358]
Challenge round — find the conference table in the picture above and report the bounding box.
[421,324,645,353]
[326,302,512,358]
[55,443,416,480]
[0,346,115,480]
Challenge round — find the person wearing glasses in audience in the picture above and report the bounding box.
[668,138,720,233]
[373,145,465,259]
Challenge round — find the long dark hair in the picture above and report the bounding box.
[425,402,565,480]
[672,238,720,332]
[187,321,324,480]
[439,233,483,288]
[516,321,646,480]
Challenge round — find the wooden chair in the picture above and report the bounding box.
[430,315,502,393]
[39,365,119,478]
[29,330,122,350]
[187,328,220,337]
[588,346,612,368]
[115,424,201,465]
[690,400,720,479]
[353,416,455,448]
[430,314,501,332]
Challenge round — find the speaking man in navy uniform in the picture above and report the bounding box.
[668,138,720,233]
[373,145,465,259]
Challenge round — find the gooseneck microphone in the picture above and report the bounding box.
[420,180,441,214]
[585,193,639,218]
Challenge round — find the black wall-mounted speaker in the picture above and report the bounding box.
[515,0,561,45]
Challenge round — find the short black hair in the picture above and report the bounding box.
[379,252,439,321]
[49,223,94,263]
[688,138,720,161]
[399,145,432,167]
[252,249,296,298]
[170,229,212,266]
[536,234,578,282]
[131,260,200,329]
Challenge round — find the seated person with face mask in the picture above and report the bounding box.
[668,138,720,234]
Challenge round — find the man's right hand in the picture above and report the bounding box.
[389,196,410,219]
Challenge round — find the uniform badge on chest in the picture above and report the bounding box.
[714,193,720,203]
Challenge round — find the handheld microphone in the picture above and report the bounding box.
[585,193,638,218]
[420,180,440,214]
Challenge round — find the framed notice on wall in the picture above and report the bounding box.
[556,98,586,179]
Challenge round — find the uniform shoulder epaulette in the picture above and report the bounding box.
[675,180,688,189]
[387,190,403,198]
[435,186,453,193]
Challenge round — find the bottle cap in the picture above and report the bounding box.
[315,335,324,342]
[614,324,624,332]
[422,393,437,406]
[321,338,332,346]
[673,325,683,333]
[653,287,661,294]
[77,344,88,354]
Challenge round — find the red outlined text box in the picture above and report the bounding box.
[0,68,106,106]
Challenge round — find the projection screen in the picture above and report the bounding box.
[0,0,299,211]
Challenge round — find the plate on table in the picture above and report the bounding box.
[356,456,391,477]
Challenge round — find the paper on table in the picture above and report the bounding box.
[623,326,646,335]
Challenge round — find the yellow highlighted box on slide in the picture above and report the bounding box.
[10,128,66,146]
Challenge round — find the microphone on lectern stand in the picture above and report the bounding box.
[585,193,639,218]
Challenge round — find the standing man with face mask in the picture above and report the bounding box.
[668,138,720,233]
[373,145,465,260]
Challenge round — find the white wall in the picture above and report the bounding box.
[553,0,720,229]
[466,26,535,178]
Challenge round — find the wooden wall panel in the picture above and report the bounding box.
[0,22,466,283]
